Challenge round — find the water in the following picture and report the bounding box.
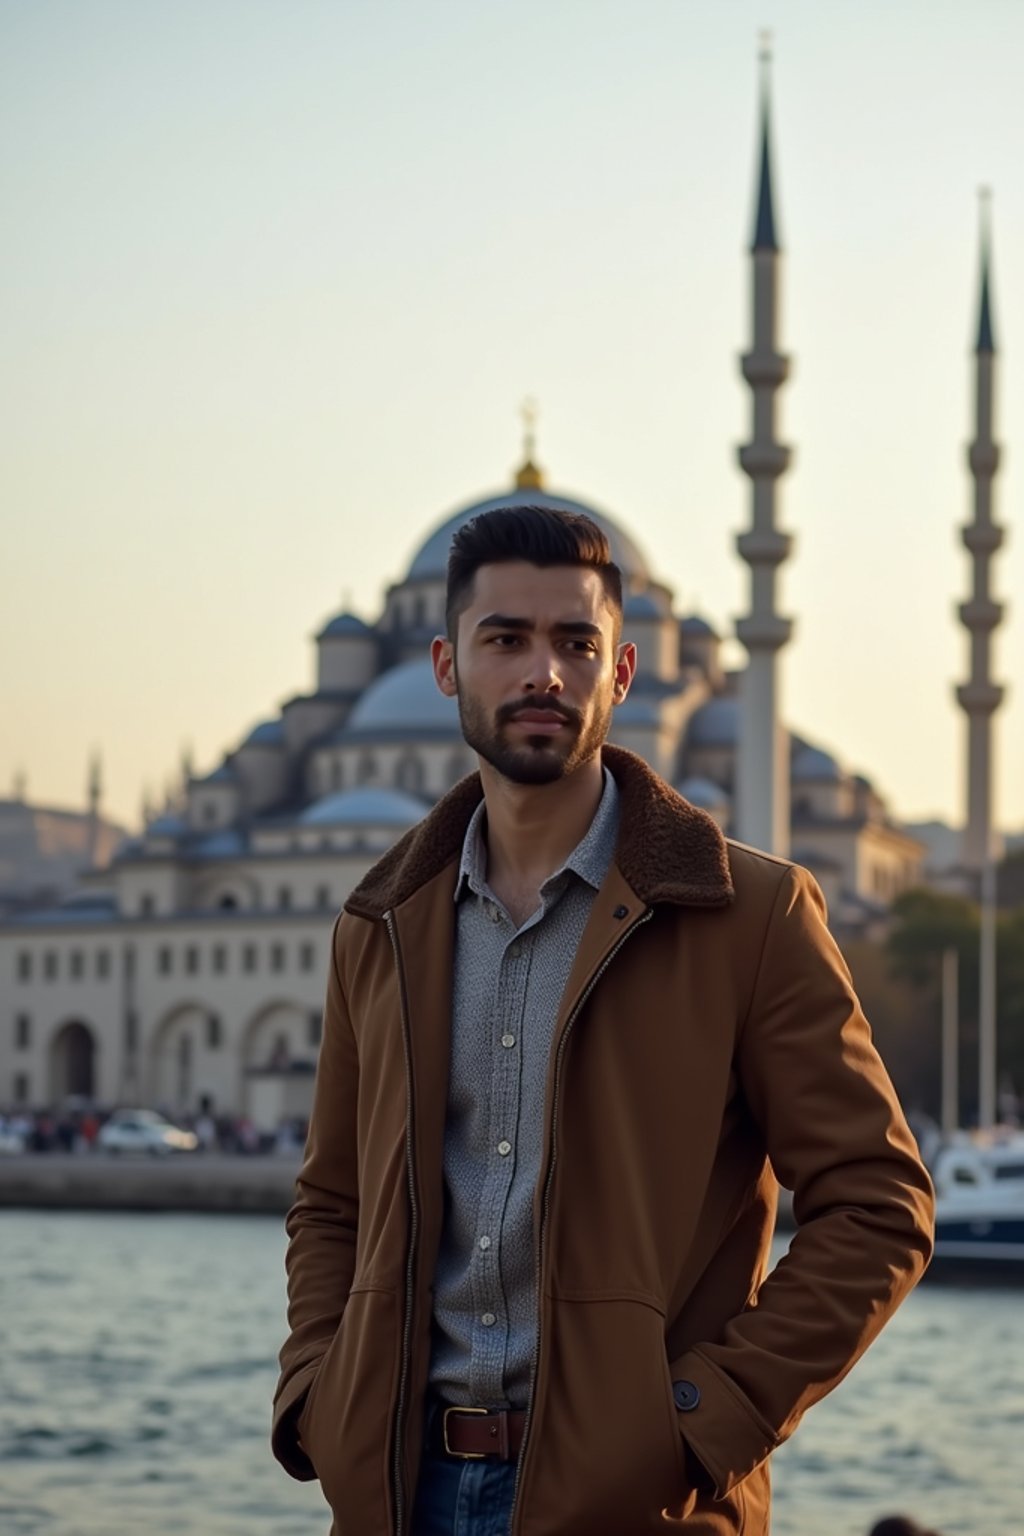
[1,1213,1019,1536]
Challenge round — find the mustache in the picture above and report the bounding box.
[496,696,580,728]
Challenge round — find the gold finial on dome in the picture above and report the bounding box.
[514,397,545,490]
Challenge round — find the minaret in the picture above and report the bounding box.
[957,193,1005,1132]
[180,742,194,804]
[734,44,793,855]
[956,191,1005,875]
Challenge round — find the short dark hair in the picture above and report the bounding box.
[445,504,623,639]
[868,1520,940,1536]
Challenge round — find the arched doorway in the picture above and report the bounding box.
[241,1002,317,1125]
[50,1021,98,1102]
[149,1004,206,1116]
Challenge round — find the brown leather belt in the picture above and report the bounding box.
[432,1404,527,1462]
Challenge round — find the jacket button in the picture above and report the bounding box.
[672,1379,701,1412]
[613,904,628,919]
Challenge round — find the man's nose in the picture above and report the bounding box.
[522,646,563,692]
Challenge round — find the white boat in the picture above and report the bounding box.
[930,1131,1024,1269]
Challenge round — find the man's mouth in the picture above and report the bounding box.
[509,715,566,733]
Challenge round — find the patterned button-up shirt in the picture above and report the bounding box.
[429,767,620,1408]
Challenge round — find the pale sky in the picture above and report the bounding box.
[2,0,1022,833]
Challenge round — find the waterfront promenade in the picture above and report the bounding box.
[0,1152,300,1213]
[0,1154,800,1225]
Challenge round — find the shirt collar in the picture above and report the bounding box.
[454,764,620,904]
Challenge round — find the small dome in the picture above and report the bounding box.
[792,745,841,783]
[318,611,373,640]
[202,761,237,785]
[242,719,285,749]
[195,829,246,858]
[342,659,460,738]
[623,591,666,620]
[680,614,718,638]
[677,776,730,810]
[146,812,188,838]
[405,488,651,585]
[301,786,428,828]
[687,697,739,748]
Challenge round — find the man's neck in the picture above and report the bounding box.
[477,753,605,899]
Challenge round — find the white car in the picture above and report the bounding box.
[0,1125,26,1155]
[97,1109,198,1155]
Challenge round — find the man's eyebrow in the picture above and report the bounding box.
[474,614,603,637]
[475,613,534,631]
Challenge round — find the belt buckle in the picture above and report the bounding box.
[442,1404,488,1460]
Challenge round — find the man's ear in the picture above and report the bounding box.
[432,635,458,697]
[613,641,637,702]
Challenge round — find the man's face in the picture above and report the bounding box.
[431,562,635,785]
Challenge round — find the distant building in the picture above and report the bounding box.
[0,461,924,1119]
[0,760,126,917]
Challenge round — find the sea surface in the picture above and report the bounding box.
[1,1211,1020,1536]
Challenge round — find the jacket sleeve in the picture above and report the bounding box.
[670,864,935,1495]
[272,913,360,1480]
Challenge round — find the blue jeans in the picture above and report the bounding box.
[411,1447,518,1536]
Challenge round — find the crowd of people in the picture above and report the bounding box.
[0,1103,307,1155]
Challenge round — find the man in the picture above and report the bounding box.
[273,506,934,1535]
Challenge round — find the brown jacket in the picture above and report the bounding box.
[273,745,934,1535]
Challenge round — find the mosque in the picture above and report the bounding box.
[0,64,1004,1124]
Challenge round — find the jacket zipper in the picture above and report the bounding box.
[510,906,655,1532]
[385,909,419,1536]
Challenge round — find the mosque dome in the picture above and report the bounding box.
[301,786,428,828]
[203,762,238,785]
[242,719,286,749]
[405,488,651,587]
[687,697,740,748]
[623,591,666,620]
[317,611,373,640]
[680,614,719,638]
[341,658,461,738]
[146,812,188,838]
[677,776,731,810]
[792,745,842,782]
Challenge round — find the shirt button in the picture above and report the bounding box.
[497,1140,512,1156]
[479,1235,492,1251]
[488,904,500,923]
[500,1033,516,1049]
[509,942,521,958]
[481,1312,496,1327]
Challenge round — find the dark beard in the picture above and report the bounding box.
[457,691,611,785]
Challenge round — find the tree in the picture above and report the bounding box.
[882,887,1024,1126]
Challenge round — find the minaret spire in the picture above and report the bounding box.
[975,188,995,354]
[956,188,1005,875]
[752,36,779,253]
[734,41,793,856]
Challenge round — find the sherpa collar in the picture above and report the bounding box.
[344,745,734,920]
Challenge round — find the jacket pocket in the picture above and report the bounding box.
[523,1295,696,1535]
[297,1284,401,1532]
